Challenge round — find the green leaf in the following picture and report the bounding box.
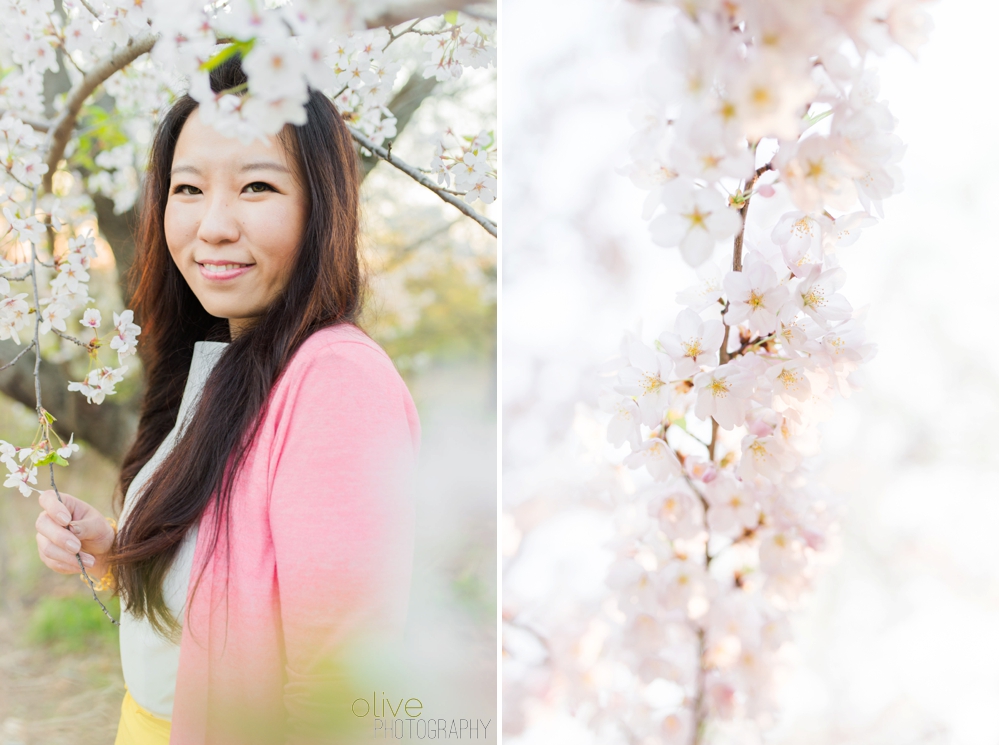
[802,108,833,129]
[69,103,129,175]
[200,40,256,72]
[444,10,459,24]
[42,410,55,424]
[35,451,69,467]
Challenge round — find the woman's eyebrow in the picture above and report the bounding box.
[170,164,201,177]
[168,162,290,177]
[239,161,290,174]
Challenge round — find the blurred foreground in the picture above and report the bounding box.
[0,356,496,745]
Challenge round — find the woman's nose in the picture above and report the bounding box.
[196,193,241,244]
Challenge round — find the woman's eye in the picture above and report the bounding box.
[245,182,274,193]
[173,184,201,195]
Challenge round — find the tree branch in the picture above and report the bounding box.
[77,0,102,19]
[348,125,497,237]
[365,0,495,28]
[42,32,157,193]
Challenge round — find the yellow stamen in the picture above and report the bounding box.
[801,289,825,308]
[640,373,665,395]
[708,378,729,398]
[684,207,708,230]
[681,338,703,358]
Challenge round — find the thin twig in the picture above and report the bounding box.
[77,0,102,19]
[26,186,118,625]
[0,340,35,371]
[347,124,497,237]
[52,329,89,348]
[691,627,707,745]
[692,159,765,745]
[383,17,427,51]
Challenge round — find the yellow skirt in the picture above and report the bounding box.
[114,685,172,745]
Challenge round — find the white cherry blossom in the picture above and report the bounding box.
[737,433,797,483]
[624,438,683,481]
[650,184,742,266]
[615,336,674,427]
[657,308,724,379]
[676,261,724,311]
[81,308,101,329]
[788,264,853,327]
[723,260,789,336]
[705,475,758,537]
[693,362,755,430]
[647,486,704,540]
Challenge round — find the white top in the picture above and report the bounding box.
[118,340,228,721]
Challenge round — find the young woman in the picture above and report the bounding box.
[32,56,419,745]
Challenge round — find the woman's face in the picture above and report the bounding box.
[164,111,308,337]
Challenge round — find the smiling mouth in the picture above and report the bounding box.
[198,262,254,273]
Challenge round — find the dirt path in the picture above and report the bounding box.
[0,603,123,745]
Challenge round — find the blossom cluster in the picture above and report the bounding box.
[0,1,497,215]
[431,128,497,204]
[422,15,497,82]
[0,432,79,496]
[593,0,932,740]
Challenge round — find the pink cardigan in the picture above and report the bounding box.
[168,324,420,745]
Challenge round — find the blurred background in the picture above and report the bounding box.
[502,0,999,743]
[0,26,496,745]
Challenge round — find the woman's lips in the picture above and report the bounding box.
[197,262,254,281]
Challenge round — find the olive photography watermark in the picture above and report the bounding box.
[352,691,492,740]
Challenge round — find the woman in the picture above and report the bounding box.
[32,56,420,745]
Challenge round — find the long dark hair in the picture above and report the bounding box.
[109,54,363,640]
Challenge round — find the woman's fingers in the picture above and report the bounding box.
[35,510,82,555]
[37,489,79,527]
[35,532,95,574]
[34,491,110,577]
[67,513,114,553]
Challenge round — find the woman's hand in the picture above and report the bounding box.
[35,490,115,577]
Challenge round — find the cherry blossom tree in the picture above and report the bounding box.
[1,0,496,623]
[505,0,932,743]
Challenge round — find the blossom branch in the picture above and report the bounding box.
[347,124,498,238]
[51,329,89,348]
[42,32,158,194]
[76,0,102,19]
[24,188,118,624]
[365,0,493,28]
[383,17,429,51]
[589,4,929,741]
